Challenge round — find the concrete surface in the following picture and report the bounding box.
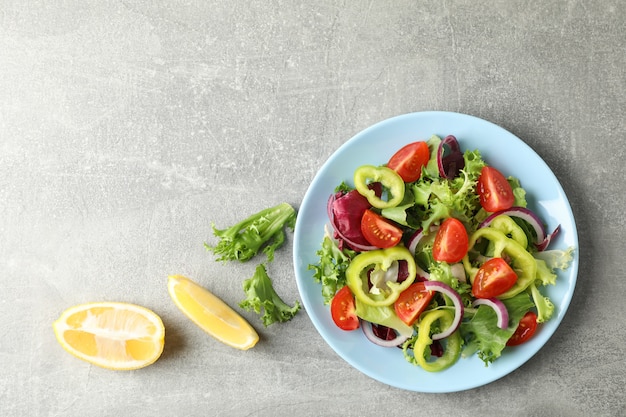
[1,1,625,416]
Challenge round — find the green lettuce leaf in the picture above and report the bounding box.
[460,292,534,365]
[535,258,558,286]
[529,283,555,323]
[206,202,296,263]
[509,177,528,208]
[534,246,576,271]
[308,231,356,304]
[408,146,487,232]
[240,264,301,326]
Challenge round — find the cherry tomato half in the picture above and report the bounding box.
[477,166,515,212]
[432,217,469,263]
[360,209,403,249]
[387,141,430,183]
[507,311,538,346]
[472,257,518,298]
[330,286,360,331]
[394,282,434,326]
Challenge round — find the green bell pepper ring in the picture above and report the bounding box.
[464,227,537,299]
[346,246,416,307]
[355,299,414,337]
[413,309,461,372]
[354,165,405,209]
[489,214,528,249]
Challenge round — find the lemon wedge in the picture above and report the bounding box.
[167,275,259,350]
[52,302,165,370]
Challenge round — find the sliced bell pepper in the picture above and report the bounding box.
[464,227,537,299]
[354,165,405,209]
[488,214,528,249]
[346,246,416,307]
[413,309,461,372]
[354,299,414,337]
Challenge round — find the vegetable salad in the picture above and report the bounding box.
[309,135,575,371]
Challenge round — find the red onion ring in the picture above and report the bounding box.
[422,281,464,340]
[537,224,561,251]
[472,298,509,329]
[361,321,410,348]
[407,227,426,255]
[407,226,439,255]
[406,227,438,281]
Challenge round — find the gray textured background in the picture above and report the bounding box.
[1,1,625,416]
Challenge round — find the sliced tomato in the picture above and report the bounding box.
[477,166,515,212]
[387,141,430,183]
[330,286,359,331]
[472,257,518,298]
[360,209,403,249]
[507,311,538,346]
[432,217,469,263]
[394,282,434,326]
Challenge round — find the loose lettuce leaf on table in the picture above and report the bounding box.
[240,264,301,327]
[206,202,296,263]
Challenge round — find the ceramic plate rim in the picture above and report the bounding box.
[293,111,579,393]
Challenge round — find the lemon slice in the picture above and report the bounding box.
[167,275,259,350]
[52,302,165,370]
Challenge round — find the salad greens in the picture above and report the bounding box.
[309,134,575,370]
[240,264,301,327]
[460,293,535,364]
[206,202,296,263]
[206,202,300,326]
[308,227,355,304]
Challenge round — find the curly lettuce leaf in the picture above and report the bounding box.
[409,147,487,231]
[534,246,576,271]
[535,258,558,286]
[427,262,473,308]
[206,202,296,263]
[527,247,574,323]
[420,198,453,231]
[240,264,301,326]
[308,230,356,304]
[529,282,555,323]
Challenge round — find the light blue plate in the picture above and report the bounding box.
[293,111,579,392]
